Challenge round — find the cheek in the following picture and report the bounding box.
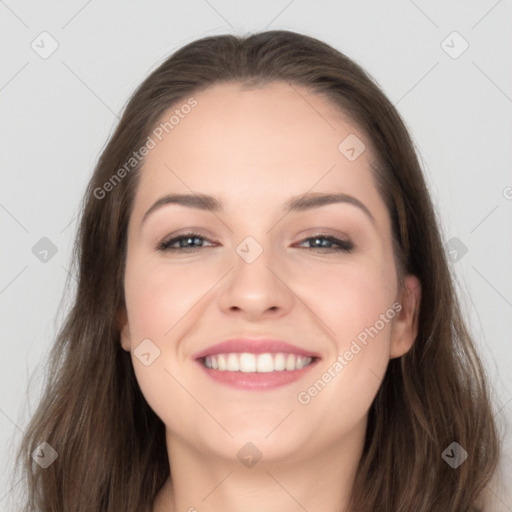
[291,252,397,345]
[292,255,397,424]
[123,257,207,435]
[123,256,215,342]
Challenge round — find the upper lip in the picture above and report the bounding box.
[192,338,321,360]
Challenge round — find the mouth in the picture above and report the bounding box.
[201,352,316,372]
[192,338,321,390]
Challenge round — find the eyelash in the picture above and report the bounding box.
[157,232,354,253]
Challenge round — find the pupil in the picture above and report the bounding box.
[183,237,199,247]
[314,237,330,248]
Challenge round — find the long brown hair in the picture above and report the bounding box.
[11,30,499,511]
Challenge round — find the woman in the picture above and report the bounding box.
[13,30,500,511]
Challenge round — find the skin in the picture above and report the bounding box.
[118,81,421,512]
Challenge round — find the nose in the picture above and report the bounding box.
[218,242,295,321]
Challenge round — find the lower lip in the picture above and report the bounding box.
[195,358,319,390]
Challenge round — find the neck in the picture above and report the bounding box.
[153,420,366,512]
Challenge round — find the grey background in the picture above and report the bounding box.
[1,0,511,509]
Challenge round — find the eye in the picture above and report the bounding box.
[296,234,354,253]
[157,232,216,252]
[157,232,354,254]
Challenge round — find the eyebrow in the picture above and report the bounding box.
[141,192,376,226]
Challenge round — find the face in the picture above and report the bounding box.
[119,81,420,464]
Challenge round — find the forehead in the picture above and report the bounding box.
[132,81,387,223]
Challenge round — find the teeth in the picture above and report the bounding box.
[217,354,227,371]
[226,353,240,371]
[203,353,313,372]
[240,353,257,372]
[256,353,274,373]
[274,353,286,371]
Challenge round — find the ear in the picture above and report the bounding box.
[390,274,421,359]
[117,308,131,352]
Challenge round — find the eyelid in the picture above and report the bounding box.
[294,227,351,240]
[155,226,215,244]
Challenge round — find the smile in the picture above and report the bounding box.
[203,352,314,372]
